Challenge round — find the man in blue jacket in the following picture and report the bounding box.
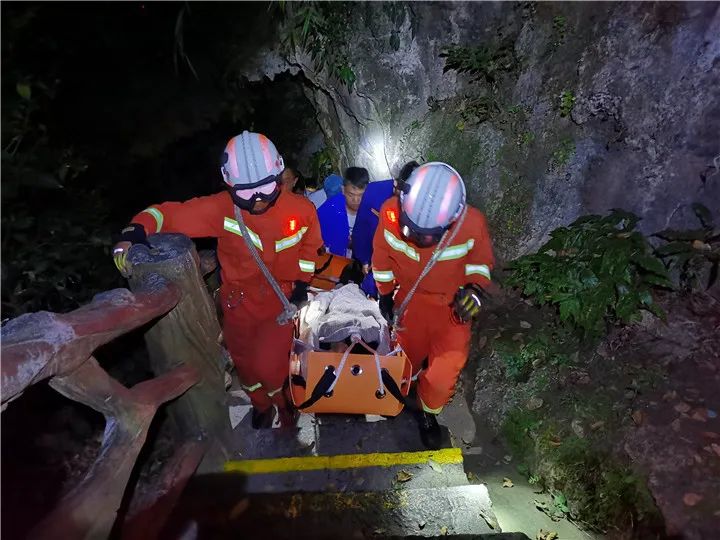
[351,161,420,297]
[317,167,369,259]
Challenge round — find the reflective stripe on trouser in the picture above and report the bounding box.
[221,286,294,413]
[396,293,471,412]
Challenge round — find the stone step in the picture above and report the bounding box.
[225,447,470,495]
[167,482,524,539]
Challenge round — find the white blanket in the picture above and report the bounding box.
[298,284,391,354]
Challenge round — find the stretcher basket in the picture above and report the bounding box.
[289,333,412,417]
[309,252,354,291]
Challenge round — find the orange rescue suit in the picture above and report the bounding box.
[371,197,495,413]
[132,190,323,415]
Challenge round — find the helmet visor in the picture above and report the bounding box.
[234,180,278,202]
[399,212,446,248]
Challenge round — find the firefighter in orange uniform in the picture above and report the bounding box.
[112,131,323,429]
[372,162,495,449]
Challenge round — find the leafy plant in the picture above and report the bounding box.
[2,59,117,317]
[459,95,502,125]
[309,146,338,184]
[440,44,517,85]
[276,1,356,88]
[654,203,719,290]
[506,210,673,337]
[550,137,575,169]
[501,408,542,460]
[516,130,535,147]
[496,330,573,382]
[558,90,575,117]
[551,15,567,50]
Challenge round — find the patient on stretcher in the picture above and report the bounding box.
[291,283,392,377]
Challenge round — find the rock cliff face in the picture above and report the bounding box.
[244,2,719,259]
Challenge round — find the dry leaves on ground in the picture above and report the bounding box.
[674,402,692,414]
[537,530,559,540]
[395,470,413,483]
[479,508,499,530]
[632,410,645,425]
[527,397,544,411]
[502,477,514,488]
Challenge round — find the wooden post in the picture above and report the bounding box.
[127,234,230,450]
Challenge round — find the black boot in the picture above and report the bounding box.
[416,411,442,450]
[277,405,299,429]
[251,406,276,429]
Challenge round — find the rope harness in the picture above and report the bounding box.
[391,208,468,336]
[233,205,297,325]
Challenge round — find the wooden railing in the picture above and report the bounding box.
[1,234,230,540]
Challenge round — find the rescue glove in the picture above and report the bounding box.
[112,223,149,277]
[452,283,485,323]
[379,292,395,325]
[288,280,310,310]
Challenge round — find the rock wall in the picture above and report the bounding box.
[244,1,720,260]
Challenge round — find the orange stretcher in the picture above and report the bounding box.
[289,335,412,416]
[310,252,354,291]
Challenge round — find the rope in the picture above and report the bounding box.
[324,334,387,397]
[233,205,297,325]
[326,334,359,393]
[392,208,468,333]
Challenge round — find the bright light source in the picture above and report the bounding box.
[360,131,392,180]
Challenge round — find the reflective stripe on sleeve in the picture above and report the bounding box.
[437,239,475,261]
[141,207,164,233]
[465,264,491,280]
[383,229,420,262]
[299,259,315,273]
[373,269,395,283]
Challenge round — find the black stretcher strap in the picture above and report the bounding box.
[296,366,336,409]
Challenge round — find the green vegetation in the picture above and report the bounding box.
[506,210,673,337]
[501,408,542,460]
[551,15,568,50]
[558,90,575,117]
[496,332,572,382]
[516,130,535,147]
[488,172,533,245]
[459,95,502,125]
[2,67,117,317]
[439,44,517,85]
[276,2,356,87]
[501,408,661,533]
[308,146,338,183]
[550,136,575,168]
[654,202,719,291]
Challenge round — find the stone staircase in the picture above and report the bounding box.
[162,399,530,539]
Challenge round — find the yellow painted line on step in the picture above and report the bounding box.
[224,447,463,475]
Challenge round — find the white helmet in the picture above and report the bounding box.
[221,131,285,211]
[399,162,466,247]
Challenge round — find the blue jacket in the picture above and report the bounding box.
[351,179,394,297]
[352,179,394,265]
[317,192,351,257]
